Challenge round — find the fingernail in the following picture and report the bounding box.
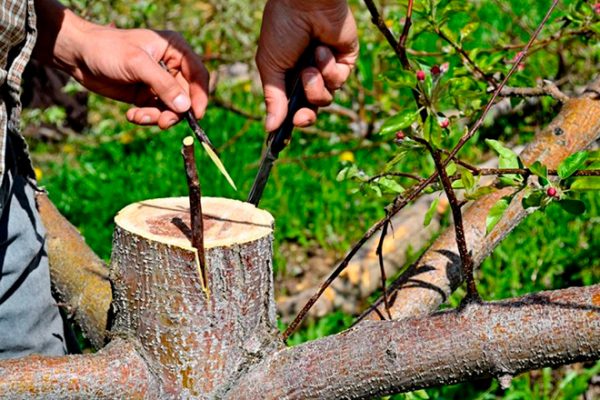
[317,47,328,63]
[297,118,313,128]
[265,113,276,131]
[306,73,319,87]
[167,118,178,128]
[173,94,191,113]
[141,115,151,124]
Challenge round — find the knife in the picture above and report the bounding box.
[247,46,316,206]
[159,61,237,191]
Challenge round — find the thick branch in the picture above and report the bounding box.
[364,78,600,320]
[36,192,111,349]
[0,339,158,398]
[227,285,600,400]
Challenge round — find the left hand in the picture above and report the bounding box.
[34,2,209,129]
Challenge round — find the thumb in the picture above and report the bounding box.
[259,65,288,132]
[132,51,191,114]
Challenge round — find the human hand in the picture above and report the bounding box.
[34,1,208,129]
[256,0,359,132]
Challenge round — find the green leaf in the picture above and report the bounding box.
[380,110,419,135]
[570,177,600,190]
[424,115,442,148]
[336,165,368,182]
[445,161,457,176]
[522,191,544,209]
[461,169,475,191]
[464,185,494,201]
[460,22,479,42]
[485,139,519,168]
[336,165,357,182]
[558,151,589,179]
[486,196,511,234]
[557,199,585,215]
[377,177,404,194]
[385,69,418,88]
[528,161,547,179]
[424,198,440,227]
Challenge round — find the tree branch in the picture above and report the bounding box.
[0,339,158,398]
[36,192,111,349]
[227,285,600,399]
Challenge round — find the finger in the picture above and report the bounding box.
[126,107,180,130]
[157,110,181,130]
[257,60,289,132]
[126,107,161,125]
[293,107,318,128]
[179,51,209,120]
[166,34,210,119]
[301,67,333,107]
[315,46,352,91]
[128,50,191,114]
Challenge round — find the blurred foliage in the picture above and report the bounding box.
[29,0,600,398]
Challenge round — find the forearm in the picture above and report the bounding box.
[32,0,91,73]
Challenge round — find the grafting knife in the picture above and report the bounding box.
[247,46,316,206]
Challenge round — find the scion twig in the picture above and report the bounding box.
[181,136,207,288]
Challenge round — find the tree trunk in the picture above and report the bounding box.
[109,197,281,398]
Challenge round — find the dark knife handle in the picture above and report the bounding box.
[268,44,317,155]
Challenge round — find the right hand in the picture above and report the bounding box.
[256,0,359,132]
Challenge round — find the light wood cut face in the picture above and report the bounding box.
[114,197,274,250]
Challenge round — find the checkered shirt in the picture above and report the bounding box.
[0,0,37,182]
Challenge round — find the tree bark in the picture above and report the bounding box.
[109,197,281,398]
[36,192,111,349]
[0,339,158,399]
[364,78,600,321]
[226,284,600,400]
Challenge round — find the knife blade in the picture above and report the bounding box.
[247,46,316,206]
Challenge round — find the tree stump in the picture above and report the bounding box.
[109,197,280,398]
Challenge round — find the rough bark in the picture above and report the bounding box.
[109,197,281,398]
[36,192,111,349]
[0,339,158,399]
[226,284,600,400]
[364,78,600,321]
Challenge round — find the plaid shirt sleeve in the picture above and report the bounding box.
[0,0,38,185]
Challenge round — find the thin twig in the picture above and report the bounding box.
[181,136,207,288]
[376,218,393,319]
[429,146,481,303]
[396,0,414,69]
[434,27,497,87]
[367,172,425,184]
[497,80,570,102]
[363,0,403,63]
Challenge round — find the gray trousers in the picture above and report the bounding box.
[0,135,66,359]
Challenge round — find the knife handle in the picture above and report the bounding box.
[268,44,317,155]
